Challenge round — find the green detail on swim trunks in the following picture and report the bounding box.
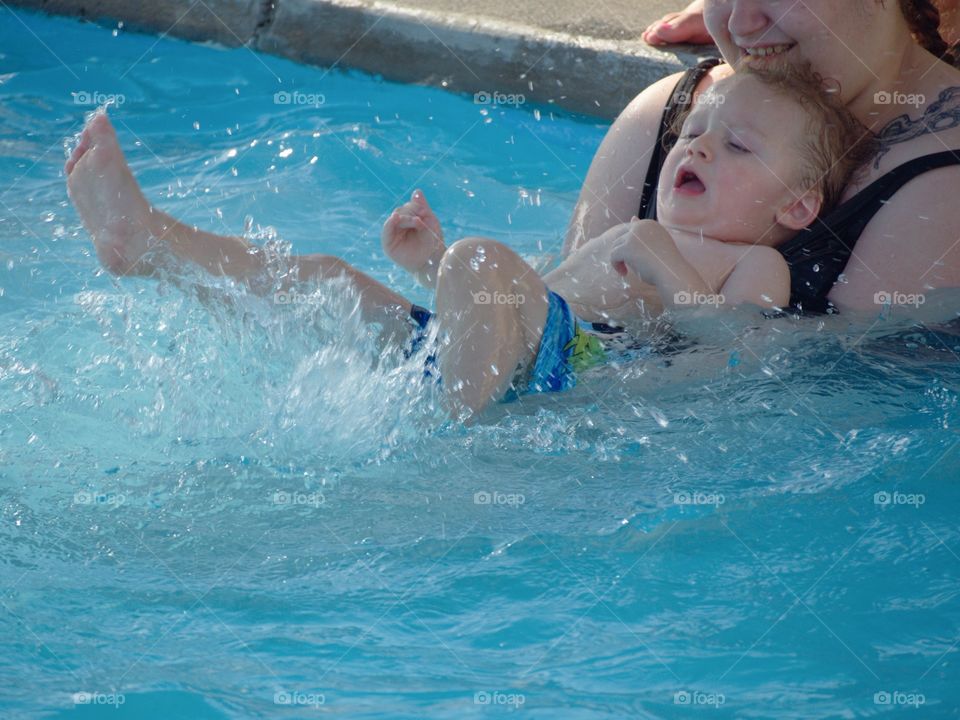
[564,326,607,373]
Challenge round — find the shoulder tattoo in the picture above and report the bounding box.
[874,86,960,167]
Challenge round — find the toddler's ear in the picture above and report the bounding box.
[776,189,822,231]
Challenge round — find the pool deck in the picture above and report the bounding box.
[10,0,715,118]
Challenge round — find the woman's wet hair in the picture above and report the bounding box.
[898,0,959,66]
[669,64,879,215]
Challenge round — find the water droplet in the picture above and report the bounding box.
[469,245,486,271]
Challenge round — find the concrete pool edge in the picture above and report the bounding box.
[9,0,706,118]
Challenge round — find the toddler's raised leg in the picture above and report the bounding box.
[66,112,414,341]
[435,238,549,417]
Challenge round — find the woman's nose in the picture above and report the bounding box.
[726,0,772,41]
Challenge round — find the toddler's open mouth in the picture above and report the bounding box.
[674,167,706,195]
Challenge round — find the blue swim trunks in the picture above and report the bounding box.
[407,291,606,396]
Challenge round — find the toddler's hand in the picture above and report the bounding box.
[609,218,677,282]
[610,238,637,277]
[382,190,444,274]
[607,218,644,277]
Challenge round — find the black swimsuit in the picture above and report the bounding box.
[640,58,960,314]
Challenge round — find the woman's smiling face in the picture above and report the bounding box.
[703,0,894,104]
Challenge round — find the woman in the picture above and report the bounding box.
[578,0,960,313]
[643,0,959,48]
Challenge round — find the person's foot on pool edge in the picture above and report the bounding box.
[642,0,713,46]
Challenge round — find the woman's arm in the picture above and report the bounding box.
[828,166,960,313]
[560,71,687,258]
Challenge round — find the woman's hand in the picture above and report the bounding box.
[381,190,445,282]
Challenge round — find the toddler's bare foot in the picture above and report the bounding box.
[642,0,713,46]
[66,113,160,276]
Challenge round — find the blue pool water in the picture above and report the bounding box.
[2,7,960,719]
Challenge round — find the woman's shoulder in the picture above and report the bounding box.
[831,156,960,311]
[617,60,731,124]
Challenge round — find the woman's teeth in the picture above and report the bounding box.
[744,44,792,57]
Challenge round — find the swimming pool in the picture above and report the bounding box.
[2,7,960,718]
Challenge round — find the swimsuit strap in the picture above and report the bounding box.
[638,57,723,220]
[781,149,960,314]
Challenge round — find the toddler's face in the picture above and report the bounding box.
[657,74,812,246]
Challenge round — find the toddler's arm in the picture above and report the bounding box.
[381,190,445,289]
[542,221,658,322]
[610,219,789,310]
[715,248,790,309]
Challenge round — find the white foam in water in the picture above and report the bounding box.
[71,259,443,471]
